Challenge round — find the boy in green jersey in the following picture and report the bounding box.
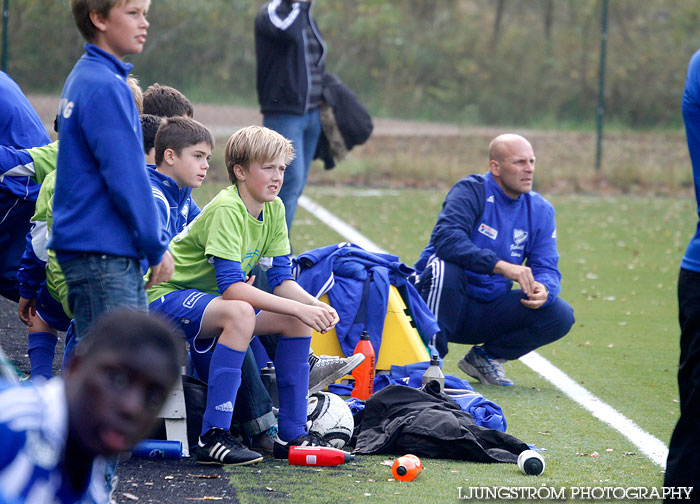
[149,125,339,464]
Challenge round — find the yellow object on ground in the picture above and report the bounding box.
[311,285,430,379]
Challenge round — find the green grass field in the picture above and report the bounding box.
[192,183,693,503]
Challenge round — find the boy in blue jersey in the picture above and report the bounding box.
[148,116,211,250]
[0,310,182,504]
[416,134,575,386]
[149,126,339,464]
[14,77,145,382]
[0,72,51,303]
[51,0,172,343]
[664,50,700,500]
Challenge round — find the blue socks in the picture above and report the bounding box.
[275,336,311,441]
[201,343,246,435]
[27,332,58,381]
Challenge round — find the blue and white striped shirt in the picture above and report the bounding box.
[0,379,108,504]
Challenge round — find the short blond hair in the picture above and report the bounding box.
[127,75,143,113]
[224,126,295,184]
[70,0,151,42]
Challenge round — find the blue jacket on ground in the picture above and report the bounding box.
[0,71,50,202]
[294,242,439,357]
[682,48,700,272]
[415,173,561,307]
[51,44,167,266]
[139,165,201,272]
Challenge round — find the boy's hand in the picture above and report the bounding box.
[18,297,36,327]
[297,303,339,334]
[145,250,174,290]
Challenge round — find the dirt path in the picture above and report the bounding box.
[29,94,502,139]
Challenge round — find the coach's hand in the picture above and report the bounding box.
[521,281,548,309]
[493,260,535,297]
[18,296,37,327]
[145,250,174,290]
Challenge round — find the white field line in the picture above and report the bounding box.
[520,352,668,467]
[298,194,670,468]
[298,196,389,254]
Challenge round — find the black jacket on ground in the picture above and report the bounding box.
[354,382,528,463]
[255,0,326,115]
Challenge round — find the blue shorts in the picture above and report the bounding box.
[149,289,218,353]
[36,282,71,332]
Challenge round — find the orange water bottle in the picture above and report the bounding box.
[392,454,423,481]
[351,330,375,400]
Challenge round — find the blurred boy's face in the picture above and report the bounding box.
[65,345,175,457]
[92,0,150,59]
[237,155,286,207]
[166,142,211,189]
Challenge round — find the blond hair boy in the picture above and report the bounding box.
[149,126,340,464]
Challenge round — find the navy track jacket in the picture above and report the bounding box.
[415,173,562,307]
[51,44,168,267]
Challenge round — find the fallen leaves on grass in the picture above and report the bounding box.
[380,459,394,466]
[577,451,600,458]
[187,474,221,479]
[184,498,223,501]
[122,493,139,501]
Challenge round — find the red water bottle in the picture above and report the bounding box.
[392,454,423,481]
[288,446,355,466]
[351,330,375,400]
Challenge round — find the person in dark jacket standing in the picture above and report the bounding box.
[255,0,326,232]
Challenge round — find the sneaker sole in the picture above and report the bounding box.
[196,455,264,466]
[309,355,365,394]
[458,357,492,385]
[458,357,513,386]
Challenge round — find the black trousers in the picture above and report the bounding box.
[665,268,700,501]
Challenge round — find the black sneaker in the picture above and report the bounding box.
[272,432,330,459]
[248,426,277,457]
[195,428,264,465]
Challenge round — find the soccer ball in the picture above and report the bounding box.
[306,391,354,449]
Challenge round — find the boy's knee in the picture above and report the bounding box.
[224,300,256,326]
[280,315,309,337]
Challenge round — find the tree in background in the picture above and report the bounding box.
[3,0,700,129]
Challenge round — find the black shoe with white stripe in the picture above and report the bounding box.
[195,428,263,465]
[272,431,330,459]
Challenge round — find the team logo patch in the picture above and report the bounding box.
[551,229,557,239]
[478,223,498,240]
[183,291,207,309]
[513,229,528,245]
[486,195,495,203]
